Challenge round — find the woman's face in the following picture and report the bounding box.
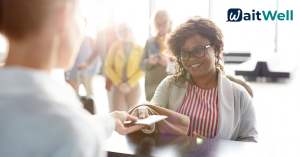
[180,34,216,79]
[118,26,133,43]
[154,15,171,37]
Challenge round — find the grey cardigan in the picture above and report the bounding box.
[151,70,258,142]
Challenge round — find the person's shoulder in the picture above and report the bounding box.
[135,43,143,51]
[1,96,98,135]
[110,41,121,49]
[231,80,247,93]
[222,75,253,104]
[163,75,173,83]
[0,98,102,151]
[161,75,187,88]
[147,36,157,43]
[221,74,244,91]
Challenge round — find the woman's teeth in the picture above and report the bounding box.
[190,63,202,67]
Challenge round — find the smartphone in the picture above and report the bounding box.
[155,54,162,59]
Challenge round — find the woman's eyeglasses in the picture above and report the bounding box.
[178,44,213,61]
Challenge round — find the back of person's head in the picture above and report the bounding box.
[0,0,85,70]
[0,0,74,40]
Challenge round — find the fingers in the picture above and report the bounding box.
[131,108,139,117]
[116,120,145,135]
[192,132,205,138]
[123,124,145,135]
[130,106,149,119]
[138,106,148,119]
[126,114,138,122]
[142,124,152,130]
[78,63,87,70]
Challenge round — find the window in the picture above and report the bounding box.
[277,0,300,57]
[0,34,8,64]
[155,0,209,30]
[104,0,150,46]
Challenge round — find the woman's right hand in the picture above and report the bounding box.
[148,55,159,65]
[78,62,87,70]
[131,106,153,131]
[131,106,149,119]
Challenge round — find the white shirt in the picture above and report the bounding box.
[0,66,115,157]
[151,69,258,142]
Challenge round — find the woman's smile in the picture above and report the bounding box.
[188,62,204,70]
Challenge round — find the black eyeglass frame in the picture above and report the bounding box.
[178,44,213,61]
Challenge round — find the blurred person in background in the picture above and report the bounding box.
[141,10,172,102]
[78,7,118,104]
[105,22,145,111]
[0,0,144,156]
[133,16,257,142]
[66,17,101,95]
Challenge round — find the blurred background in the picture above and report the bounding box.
[1,0,300,156]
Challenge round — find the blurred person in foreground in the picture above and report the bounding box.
[65,17,101,95]
[0,0,144,157]
[132,16,258,142]
[141,10,172,101]
[105,22,145,111]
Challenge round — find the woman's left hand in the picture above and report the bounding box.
[192,132,205,138]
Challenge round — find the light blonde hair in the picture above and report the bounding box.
[150,10,172,36]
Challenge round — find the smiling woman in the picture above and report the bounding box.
[132,16,258,142]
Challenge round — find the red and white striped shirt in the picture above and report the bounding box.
[177,84,219,138]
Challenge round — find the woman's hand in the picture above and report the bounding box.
[192,132,205,138]
[131,106,152,130]
[118,83,131,94]
[158,57,168,67]
[131,106,149,119]
[78,62,87,70]
[149,55,159,65]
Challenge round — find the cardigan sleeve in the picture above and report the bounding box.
[236,90,258,143]
[150,76,170,108]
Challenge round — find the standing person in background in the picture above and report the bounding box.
[66,17,101,95]
[141,10,172,101]
[78,7,118,105]
[105,23,145,111]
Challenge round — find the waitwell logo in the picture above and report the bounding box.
[227,8,293,22]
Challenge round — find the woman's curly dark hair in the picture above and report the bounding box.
[163,16,225,93]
